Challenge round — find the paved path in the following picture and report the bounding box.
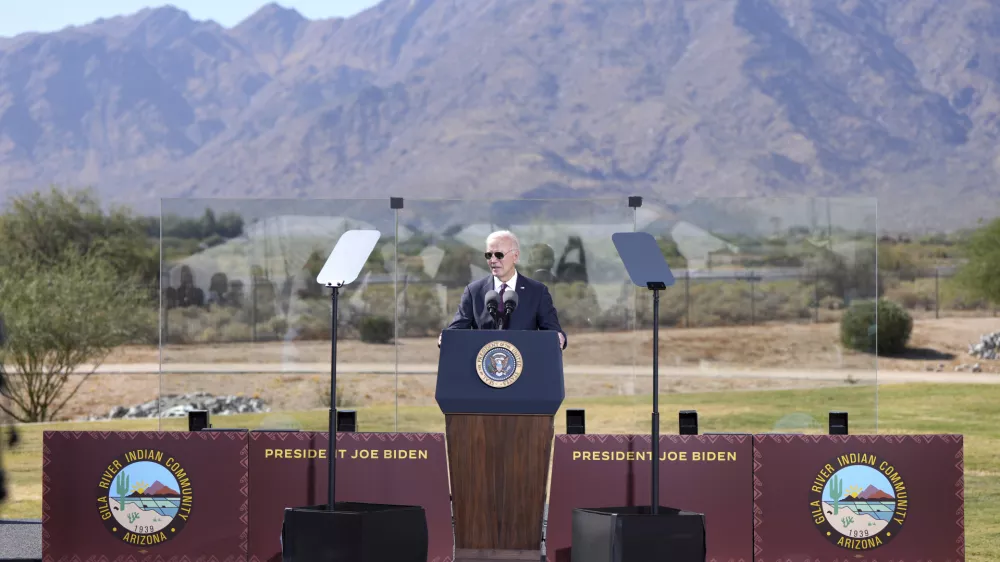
[76,362,1000,385]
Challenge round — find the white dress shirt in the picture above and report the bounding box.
[493,270,518,294]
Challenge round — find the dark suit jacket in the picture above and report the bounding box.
[445,273,567,349]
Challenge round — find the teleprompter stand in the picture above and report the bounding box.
[569,232,706,562]
[281,230,428,562]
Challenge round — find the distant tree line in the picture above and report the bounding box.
[149,208,245,240]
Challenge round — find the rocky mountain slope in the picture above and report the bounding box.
[1,0,999,230]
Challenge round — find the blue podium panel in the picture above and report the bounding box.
[435,329,565,415]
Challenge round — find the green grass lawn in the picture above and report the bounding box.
[3,383,998,560]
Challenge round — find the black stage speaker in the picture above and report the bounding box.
[187,410,209,432]
[336,410,357,432]
[571,506,706,562]
[678,410,698,435]
[829,411,848,435]
[567,409,586,435]
[281,502,428,562]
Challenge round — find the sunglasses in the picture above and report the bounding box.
[484,251,508,260]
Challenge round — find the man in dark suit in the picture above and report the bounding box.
[440,230,567,349]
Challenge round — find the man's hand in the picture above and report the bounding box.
[558,332,565,349]
[438,332,442,348]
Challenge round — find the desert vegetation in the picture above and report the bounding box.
[0,187,998,424]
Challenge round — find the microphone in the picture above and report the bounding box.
[502,289,518,321]
[485,290,500,325]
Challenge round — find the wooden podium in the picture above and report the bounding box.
[436,330,565,562]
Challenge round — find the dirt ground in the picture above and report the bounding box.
[48,317,1000,421]
[108,316,999,371]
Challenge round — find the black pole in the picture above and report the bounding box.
[327,285,339,511]
[684,272,690,328]
[814,269,819,323]
[651,287,660,515]
[935,267,940,319]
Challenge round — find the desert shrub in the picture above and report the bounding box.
[839,299,912,355]
[0,251,150,422]
[885,285,926,310]
[359,315,393,344]
[551,282,602,330]
[819,296,845,310]
[631,279,816,328]
[954,217,1000,306]
[399,284,445,337]
[809,248,881,302]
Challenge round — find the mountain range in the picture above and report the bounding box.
[125,480,179,497]
[849,484,893,501]
[2,0,999,231]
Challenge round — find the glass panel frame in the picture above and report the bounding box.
[635,196,879,434]
[158,198,397,431]
[154,196,879,434]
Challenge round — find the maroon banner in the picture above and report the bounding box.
[753,434,964,561]
[547,434,753,562]
[41,430,249,562]
[247,431,453,562]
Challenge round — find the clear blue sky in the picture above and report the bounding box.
[0,0,383,37]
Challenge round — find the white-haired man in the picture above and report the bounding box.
[440,230,567,349]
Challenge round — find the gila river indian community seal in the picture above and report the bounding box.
[96,448,193,547]
[809,452,907,552]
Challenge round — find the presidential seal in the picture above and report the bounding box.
[96,448,193,547]
[476,340,524,388]
[809,453,907,552]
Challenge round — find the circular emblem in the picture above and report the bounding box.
[476,340,524,388]
[97,449,192,547]
[810,453,906,551]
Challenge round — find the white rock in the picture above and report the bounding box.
[90,392,270,420]
[969,331,1000,361]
